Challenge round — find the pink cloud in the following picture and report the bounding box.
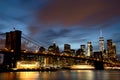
[28,26,41,35]
[38,0,120,27]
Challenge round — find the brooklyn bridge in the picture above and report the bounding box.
[0,30,120,70]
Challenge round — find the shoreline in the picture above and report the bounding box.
[0,68,120,72]
[0,68,58,72]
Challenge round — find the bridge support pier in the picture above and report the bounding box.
[94,61,104,70]
[5,30,22,68]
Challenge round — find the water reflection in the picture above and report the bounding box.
[0,70,120,80]
[0,72,16,80]
[17,72,39,80]
[71,70,94,80]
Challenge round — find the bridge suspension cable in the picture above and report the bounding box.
[22,33,47,49]
[22,36,40,47]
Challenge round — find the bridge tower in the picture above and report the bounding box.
[5,30,22,68]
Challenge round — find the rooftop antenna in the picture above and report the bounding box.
[53,41,56,44]
[53,41,58,46]
[100,29,103,37]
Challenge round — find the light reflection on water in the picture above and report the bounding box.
[0,70,120,80]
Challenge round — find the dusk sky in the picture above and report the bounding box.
[0,0,120,53]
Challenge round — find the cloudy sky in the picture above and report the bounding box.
[0,0,120,53]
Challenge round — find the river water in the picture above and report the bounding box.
[0,70,120,80]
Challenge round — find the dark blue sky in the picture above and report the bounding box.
[0,0,120,53]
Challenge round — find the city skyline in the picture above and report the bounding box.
[0,30,119,69]
[0,0,120,54]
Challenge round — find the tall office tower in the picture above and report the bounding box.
[52,42,59,54]
[107,39,113,58]
[99,30,104,52]
[87,42,93,57]
[81,45,86,55]
[107,39,117,59]
[48,43,59,54]
[64,44,71,52]
[112,43,117,59]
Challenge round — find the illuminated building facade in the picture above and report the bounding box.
[99,30,104,52]
[93,52,103,60]
[70,49,76,56]
[107,39,117,59]
[47,43,60,64]
[63,44,72,56]
[48,43,59,54]
[112,43,117,58]
[76,45,86,56]
[81,45,86,55]
[87,42,93,57]
[64,44,71,52]
[99,37,104,52]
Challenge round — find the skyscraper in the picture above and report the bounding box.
[112,43,117,59]
[64,44,71,52]
[99,30,104,52]
[87,42,93,57]
[81,45,86,55]
[107,39,117,59]
[48,43,59,54]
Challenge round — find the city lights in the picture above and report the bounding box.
[16,61,40,70]
[0,30,120,71]
[70,65,95,70]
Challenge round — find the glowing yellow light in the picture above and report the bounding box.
[11,50,14,52]
[70,65,95,69]
[19,72,39,80]
[35,50,38,53]
[16,61,40,69]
